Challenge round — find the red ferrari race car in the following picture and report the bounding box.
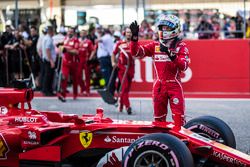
[0,88,249,167]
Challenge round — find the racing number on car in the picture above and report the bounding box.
[0,134,9,159]
[80,132,93,148]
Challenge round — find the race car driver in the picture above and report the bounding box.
[78,28,94,96]
[58,27,79,102]
[129,14,190,125]
[111,28,134,115]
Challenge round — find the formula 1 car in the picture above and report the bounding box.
[0,88,249,167]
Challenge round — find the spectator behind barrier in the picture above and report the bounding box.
[195,15,214,39]
[234,11,244,38]
[41,26,56,96]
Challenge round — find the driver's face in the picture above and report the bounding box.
[161,25,173,31]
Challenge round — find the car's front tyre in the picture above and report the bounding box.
[122,133,194,167]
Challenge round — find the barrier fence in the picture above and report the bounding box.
[131,39,250,95]
[1,39,250,96]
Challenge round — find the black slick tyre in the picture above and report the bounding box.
[184,115,236,148]
[122,133,194,167]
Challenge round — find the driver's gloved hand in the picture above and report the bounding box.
[129,20,139,42]
[160,43,176,61]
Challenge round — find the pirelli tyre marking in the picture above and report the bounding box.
[0,133,9,159]
[79,132,93,148]
[123,133,194,167]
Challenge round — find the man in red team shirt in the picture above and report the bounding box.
[139,19,154,39]
[111,28,134,115]
[129,14,190,125]
[58,27,79,102]
[78,29,95,96]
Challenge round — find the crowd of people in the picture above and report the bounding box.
[145,11,250,39]
[0,20,139,114]
[193,12,248,39]
[0,12,249,110]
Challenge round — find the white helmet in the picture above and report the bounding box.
[157,14,181,43]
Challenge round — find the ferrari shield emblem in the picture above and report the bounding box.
[80,132,93,148]
[0,134,9,159]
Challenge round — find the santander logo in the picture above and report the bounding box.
[104,136,140,144]
[104,136,112,143]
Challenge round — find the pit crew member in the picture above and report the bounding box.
[78,28,95,96]
[58,27,79,102]
[111,28,134,115]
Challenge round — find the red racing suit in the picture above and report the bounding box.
[78,38,94,95]
[113,40,135,110]
[130,40,190,124]
[60,36,80,98]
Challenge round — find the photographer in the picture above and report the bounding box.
[0,34,6,86]
[26,26,40,88]
[4,30,26,81]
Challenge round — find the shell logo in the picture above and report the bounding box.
[79,132,93,148]
[155,46,160,52]
[0,134,9,159]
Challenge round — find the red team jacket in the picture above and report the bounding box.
[113,40,135,74]
[130,40,190,82]
[79,38,93,63]
[63,37,80,62]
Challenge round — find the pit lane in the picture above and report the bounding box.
[32,97,250,155]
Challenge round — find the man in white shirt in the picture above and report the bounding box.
[41,26,56,96]
[96,28,115,94]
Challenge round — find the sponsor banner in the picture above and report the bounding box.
[131,39,250,94]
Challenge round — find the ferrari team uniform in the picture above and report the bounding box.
[113,40,135,110]
[139,27,154,39]
[60,37,80,99]
[130,40,190,124]
[78,38,94,95]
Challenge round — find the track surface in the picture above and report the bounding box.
[32,96,250,154]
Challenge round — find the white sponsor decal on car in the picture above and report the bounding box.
[97,146,128,167]
[198,124,220,139]
[104,135,140,144]
[23,141,39,145]
[213,151,247,167]
[190,133,212,143]
[15,117,38,123]
[0,106,8,115]
[28,131,37,140]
